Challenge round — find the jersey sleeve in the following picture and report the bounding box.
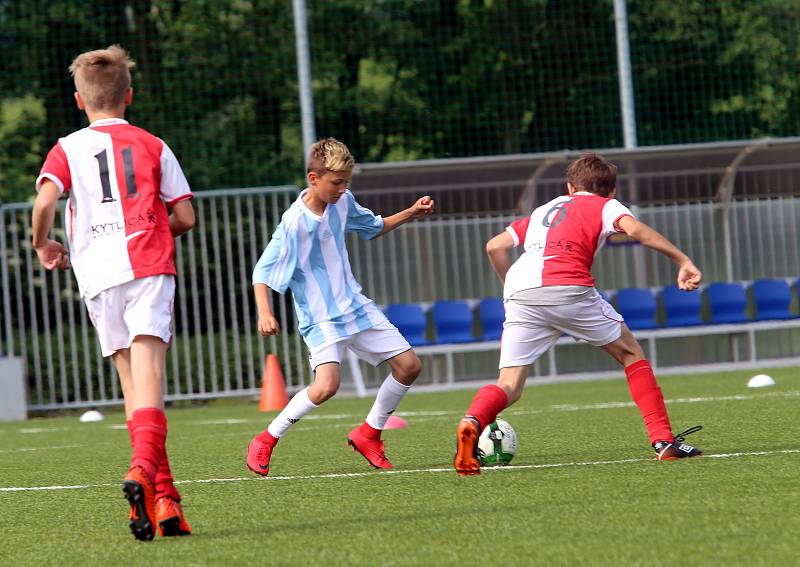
[159,141,193,206]
[506,216,531,247]
[601,199,635,235]
[36,142,71,194]
[252,223,298,294]
[345,191,384,240]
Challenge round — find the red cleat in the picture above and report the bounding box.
[156,497,192,537]
[454,418,481,476]
[246,435,277,476]
[122,466,157,541]
[347,426,393,469]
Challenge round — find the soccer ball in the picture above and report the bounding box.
[477,419,517,466]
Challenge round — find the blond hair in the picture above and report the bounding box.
[69,45,135,110]
[307,138,355,173]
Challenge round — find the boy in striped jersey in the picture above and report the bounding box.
[453,153,704,475]
[247,138,434,474]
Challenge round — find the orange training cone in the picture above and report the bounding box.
[259,354,290,412]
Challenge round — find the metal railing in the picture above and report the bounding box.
[4,185,800,410]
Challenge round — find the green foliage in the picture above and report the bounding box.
[0,95,46,204]
[1,0,800,203]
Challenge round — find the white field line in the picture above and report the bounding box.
[0,444,86,454]
[1,448,798,493]
[7,389,800,436]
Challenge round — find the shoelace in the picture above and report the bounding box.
[674,425,702,443]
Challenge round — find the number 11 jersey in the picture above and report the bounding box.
[37,118,193,298]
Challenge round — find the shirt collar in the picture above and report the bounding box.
[89,118,129,127]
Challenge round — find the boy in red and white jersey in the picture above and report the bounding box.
[454,153,704,475]
[31,46,195,539]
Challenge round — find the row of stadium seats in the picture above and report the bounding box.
[384,278,800,345]
[616,279,799,330]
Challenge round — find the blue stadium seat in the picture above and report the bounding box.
[705,282,749,324]
[615,288,659,330]
[432,300,476,343]
[661,285,703,327]
[385,304,429,346]
[751,278,792,320]
[478,298,505,340]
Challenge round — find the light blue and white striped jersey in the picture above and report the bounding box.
[253,189,387,348]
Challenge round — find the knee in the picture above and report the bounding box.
[310,377,340,403]
[394,354,422,384]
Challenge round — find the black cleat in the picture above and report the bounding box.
[654,425,703,460]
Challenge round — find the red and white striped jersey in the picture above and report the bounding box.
[37,118,192,298]
[503,192,633,298]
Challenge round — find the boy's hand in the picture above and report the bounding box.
[34,239,70,270]
[258,313,280,336]
[410,196,435,218]
[677,261,701,291]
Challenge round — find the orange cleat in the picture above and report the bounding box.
[122,466,157,541]
[155,497,192,537]
[347,426,393,469]
[454,418,481,476]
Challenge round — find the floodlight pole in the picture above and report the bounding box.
[293,0,316,159]
[612,0,649,287]
[614,0,637,149]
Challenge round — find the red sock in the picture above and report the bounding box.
[130,407,167,480]
[625,360,673,445]
[466,385,509,429]
[126,420,134,447]
[256,429,278,446]
[155,451,182,502]
[358,422,381,441]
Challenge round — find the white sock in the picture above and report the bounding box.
[267,387,319,438]
[366,375,411,430]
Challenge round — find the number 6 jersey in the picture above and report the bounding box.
[503,191,634,300]
[37,118,193,298]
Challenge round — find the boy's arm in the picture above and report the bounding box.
[31,180,70,270]
[617,216,701,290]
[378,196,435,236]
[253,283,280,336]
[486,231,516,285]
[169,199,196,236]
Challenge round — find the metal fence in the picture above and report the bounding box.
[4,187,800,411]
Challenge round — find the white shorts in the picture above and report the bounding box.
[308,318,412,371]
[84,275,175,357]
[498,290,623,368]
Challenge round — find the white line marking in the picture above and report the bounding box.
[0,444,86,454]
[10,390,800,435]
[18,427,71,434]
[2,448,797,493]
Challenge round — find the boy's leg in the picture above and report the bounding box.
[454,366,524,475]
[246,362,338,476]
[114,346,181,506]
[347,349,421,469]
[112,348,136,420]
[601,326,673,444]
[121,335,169,541]
[456,301,561,475]
[601,325,701,459]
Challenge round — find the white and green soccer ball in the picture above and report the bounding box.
[477,419,517,466]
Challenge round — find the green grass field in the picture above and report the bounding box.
[2,368,799,566]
